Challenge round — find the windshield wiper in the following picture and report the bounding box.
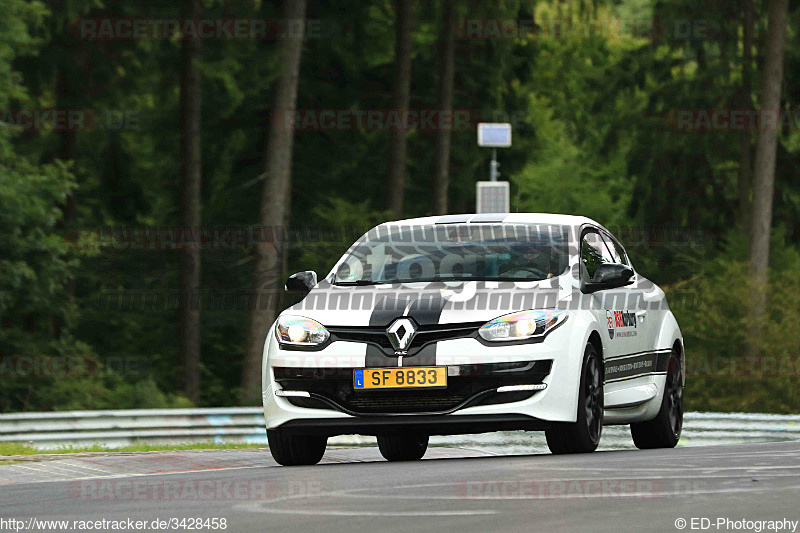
[332,280,390,286]
[388,277,546,283]
[334,277,546,286]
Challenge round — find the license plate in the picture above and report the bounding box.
[354,367,447,390]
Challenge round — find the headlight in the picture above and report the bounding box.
[478,310,568,342]
[275,316,330,346]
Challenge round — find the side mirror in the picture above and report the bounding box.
[582,263,634,294]
[285,271,317,293]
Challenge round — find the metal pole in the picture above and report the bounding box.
[490,147,498,181]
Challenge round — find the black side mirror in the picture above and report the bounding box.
[582,263,634,294]
[285,271,317,293]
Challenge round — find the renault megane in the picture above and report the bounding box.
[262,213,684,465]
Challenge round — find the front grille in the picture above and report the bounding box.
[327,322,483,355]
[345,380,476,413]
[274,360,551,415]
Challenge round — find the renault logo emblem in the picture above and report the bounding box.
[387,318,417,352]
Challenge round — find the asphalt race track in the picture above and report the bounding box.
[1,441,799,532]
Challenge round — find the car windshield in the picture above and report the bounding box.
[333,223,570,284]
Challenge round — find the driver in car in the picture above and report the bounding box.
[500,244,555,280]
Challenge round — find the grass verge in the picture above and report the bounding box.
[0,441,265,457]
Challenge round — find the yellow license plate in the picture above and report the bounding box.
[354,367,447,390]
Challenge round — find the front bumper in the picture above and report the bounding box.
[273,360,552,416]
[263,318,585,433]
[276,414,553,437]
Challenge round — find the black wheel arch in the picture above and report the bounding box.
[672,339,684,385]
[587,330,605,379]
[672,339,683,359]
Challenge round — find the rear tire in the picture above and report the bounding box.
[377,434,429,461]
[631,349,683,449]
[546,342,603,454]
[267,429,327,466]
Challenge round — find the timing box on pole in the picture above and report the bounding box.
[476,181,510,213]
[477,123,512,147]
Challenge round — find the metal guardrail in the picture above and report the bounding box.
[1,408,799,450]
[0,408,268,449]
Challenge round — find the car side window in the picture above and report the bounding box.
[581,231,612,280]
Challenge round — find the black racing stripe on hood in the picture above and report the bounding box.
[365,294,405,368]
[367,294,411,328]
[364,292,447,368]
[406,292,447,326]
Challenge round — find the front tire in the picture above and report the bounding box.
[267,429,327,466]
[631,349,683,449]
[377,434,429,461]
[546,342,603,454]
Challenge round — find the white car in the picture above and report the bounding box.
[263,213,684,465]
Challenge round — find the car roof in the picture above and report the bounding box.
[380,213,608,231]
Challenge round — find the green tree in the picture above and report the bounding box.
[242,0,309,404]
[385,0,414,217]
[747,0,790,354]
[179,0,204,404]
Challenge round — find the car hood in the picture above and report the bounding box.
[282,279,570,327]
